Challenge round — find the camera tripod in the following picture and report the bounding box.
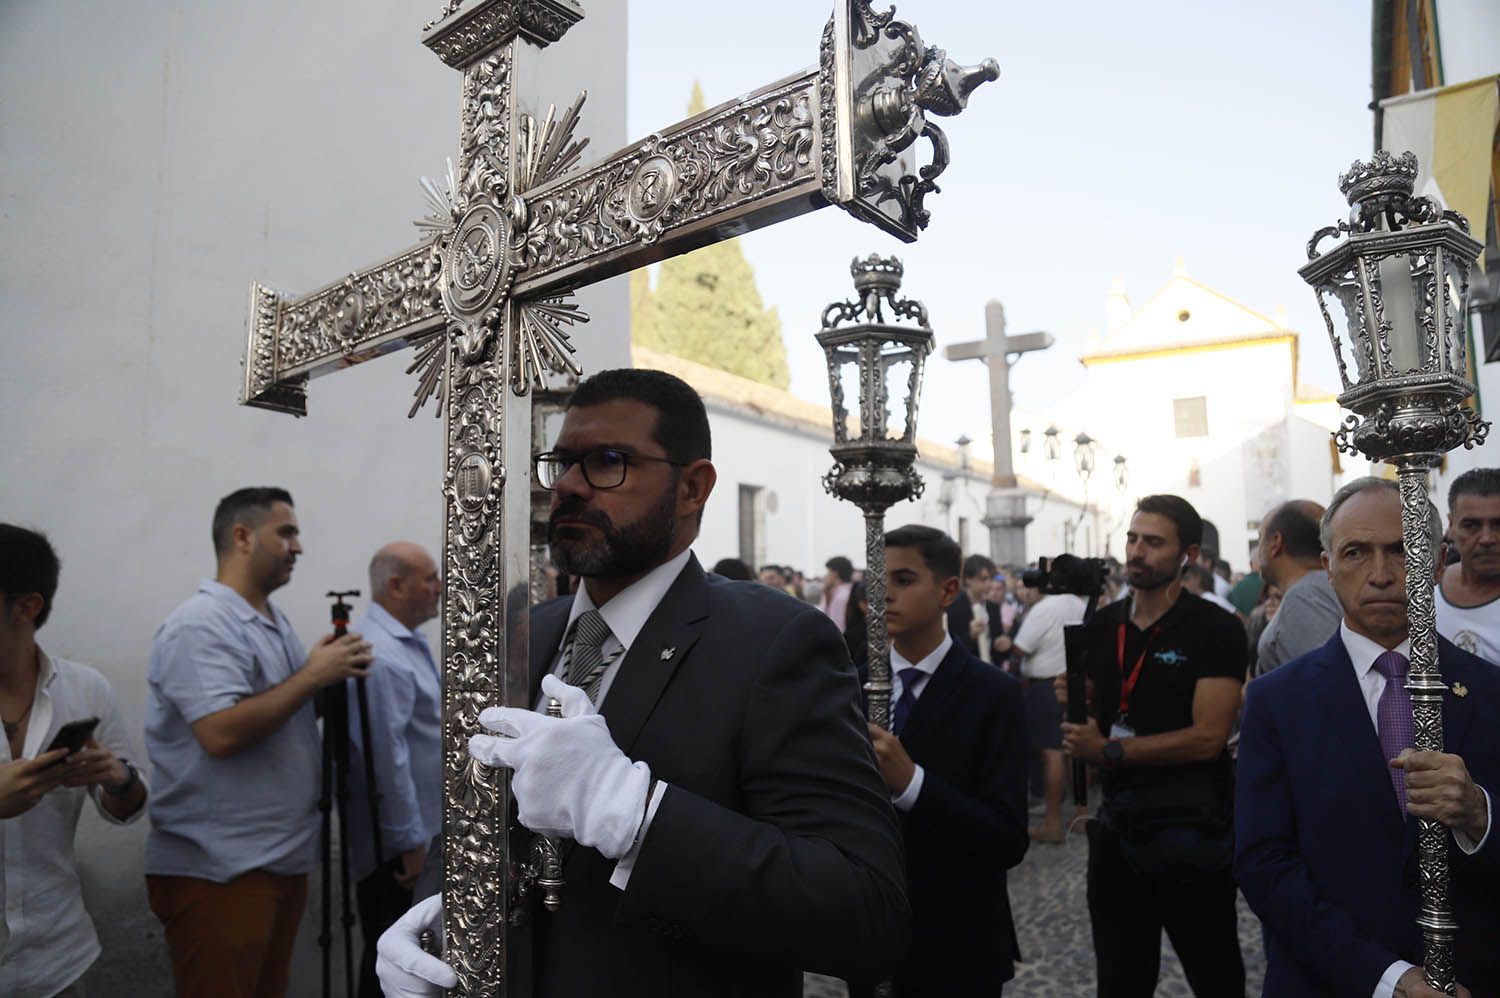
[318,590,384,998]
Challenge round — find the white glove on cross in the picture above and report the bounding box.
[375,894,457,998]
[469,673,652,860]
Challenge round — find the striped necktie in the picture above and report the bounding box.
[563,609,618,705]
[892,667,923,736]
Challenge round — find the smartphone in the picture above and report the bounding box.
[45,717,100,758]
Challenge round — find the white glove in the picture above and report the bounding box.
[469,673,651,859]
[375,894,458,997]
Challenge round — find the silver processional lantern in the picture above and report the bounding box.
[1299,149,1489,995]
[819,254,934,728]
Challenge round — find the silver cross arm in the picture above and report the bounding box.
[240,2,1001,419]
[241,241,444,415]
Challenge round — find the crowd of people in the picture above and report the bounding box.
[2,366,1497,998]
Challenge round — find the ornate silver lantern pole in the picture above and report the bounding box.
[1299,150,1489,995]
[819,255,934,728]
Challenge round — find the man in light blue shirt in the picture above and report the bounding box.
[144,487,374,998]
[347,540,443,998]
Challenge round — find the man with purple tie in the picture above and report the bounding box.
[1236,477,1500,998]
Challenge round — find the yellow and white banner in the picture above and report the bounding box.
[1379,74,1499,264]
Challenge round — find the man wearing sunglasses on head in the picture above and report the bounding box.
[378,368,910,998]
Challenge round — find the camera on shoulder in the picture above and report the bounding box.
[1023,554,1110,599]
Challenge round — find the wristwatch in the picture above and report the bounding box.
[105,759,140,797]
[1101,739,1125,769]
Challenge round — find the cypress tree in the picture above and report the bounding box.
[628,82,792,390]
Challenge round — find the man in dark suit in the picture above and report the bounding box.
[377,369,909,998]
[1236,476,1499,998]
[866,525,1029,996]
[947,553,1005,665]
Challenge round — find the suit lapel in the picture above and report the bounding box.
[900,643,969,746]
[599,555,708,756]
[529,597,571,704]
[1437,637,1476,753]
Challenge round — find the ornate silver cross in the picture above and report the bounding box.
[237,2,996,994]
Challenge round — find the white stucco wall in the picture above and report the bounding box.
[690,398,1091,576]
[0,2,627,993]
[1058,340,1296,568]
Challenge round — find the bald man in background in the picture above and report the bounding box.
[1253,500,1342,678]
[348,541,444,998]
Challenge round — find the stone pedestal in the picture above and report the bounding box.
[982,488,1033,567]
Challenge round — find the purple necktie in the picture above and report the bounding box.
[1373,650,1414,813]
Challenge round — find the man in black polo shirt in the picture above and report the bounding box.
[1062,494,1246,997]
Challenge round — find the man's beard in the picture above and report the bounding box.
[548,483,677,580]
[1126,559,1178,592]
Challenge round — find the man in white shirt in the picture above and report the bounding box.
[1236,477,1498,997]
[0,524,148,998]
[1012,556,1088,843]
[377,369,908,998]
[1436,467,1500,664]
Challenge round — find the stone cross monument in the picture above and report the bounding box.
[234,2,996,994]
[943,299,1052,566]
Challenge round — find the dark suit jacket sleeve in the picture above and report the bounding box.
[615,606,911,980]
[947,600,978,656]
[1234,678,1401,995]
[905,673,1029,872]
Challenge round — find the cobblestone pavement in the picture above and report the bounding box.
[804,811,1267,998]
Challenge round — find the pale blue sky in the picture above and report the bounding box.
[625,0,1372,448]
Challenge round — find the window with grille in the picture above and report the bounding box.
[738,484,766,569]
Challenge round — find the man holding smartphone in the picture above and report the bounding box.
[0,524,149,998]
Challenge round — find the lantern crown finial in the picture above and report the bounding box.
[850,254,904,296]
[1337,150,1418,213]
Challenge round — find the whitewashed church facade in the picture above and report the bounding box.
[1009,260,1373,570]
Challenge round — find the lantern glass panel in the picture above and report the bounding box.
[1443,252,1471,376]
[1374,252,1423,375]
[828,346,861,441]
[881,345,918,443]
[1320,270,1373,387]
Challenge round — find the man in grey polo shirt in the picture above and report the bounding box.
[145,487,374,998]
[1252,499,1343,677]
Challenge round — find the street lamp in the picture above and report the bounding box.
[819,254,934,729]
[1042,424,1061,461]
[955,433,973,472]
[1299,149,1488,995]
[1073,432,1096,480]
[1113,454,1128,493]
[1019,426,1032,455]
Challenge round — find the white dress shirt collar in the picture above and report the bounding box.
[892,631,953,697]
[563,547,694,654]
[1340,620,1412,682]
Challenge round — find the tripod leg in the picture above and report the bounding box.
[353,676,386,873]
[333,685,357,998]
[318,689,334,998]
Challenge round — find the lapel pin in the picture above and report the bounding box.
[1452,682,1469,699]
[660,647,676,662]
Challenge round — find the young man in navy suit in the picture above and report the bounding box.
[866,525,1029,996]
[1236,476,1499,997]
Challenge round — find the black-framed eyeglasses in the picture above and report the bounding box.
[535,448,687,490]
